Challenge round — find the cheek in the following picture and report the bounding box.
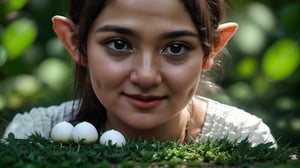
[87,58,128,108]
[86,46,128,92]
[165,60,202,97]
[88,62,128,96]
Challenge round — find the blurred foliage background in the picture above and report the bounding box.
[0,0,299,146]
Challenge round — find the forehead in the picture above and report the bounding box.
[91,0,197,32]
[105,0,186,17]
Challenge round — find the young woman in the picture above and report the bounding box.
[3,0,277,147]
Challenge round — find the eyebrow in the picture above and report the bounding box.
[162,30,198,39]
[95,25,199,39]
[96,25,137,36]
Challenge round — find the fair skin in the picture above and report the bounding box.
[52,0,237,142]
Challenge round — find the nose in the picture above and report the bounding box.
[130,52,162,88]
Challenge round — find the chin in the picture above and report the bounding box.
[128,119,162,131]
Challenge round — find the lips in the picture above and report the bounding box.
[123,93,167,109]
[127,94,166,101]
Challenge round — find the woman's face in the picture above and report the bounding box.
[86,0,205,131]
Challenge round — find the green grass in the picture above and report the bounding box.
[0,133,299,168]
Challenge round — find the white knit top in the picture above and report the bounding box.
[2,96,277,147]
[196,97,276,147]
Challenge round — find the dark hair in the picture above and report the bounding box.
[68,0,226,130]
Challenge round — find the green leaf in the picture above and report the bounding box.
[0,45,7,66]
[280,4,300,34]
[1,0,28,12]
[252,76,270,96]
[228,82,254,101]
[2,18,37,60]
[36,58,69,91]
[262,39,300,81]
[236,56,258,79]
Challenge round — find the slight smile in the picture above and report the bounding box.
[122,93,168,109]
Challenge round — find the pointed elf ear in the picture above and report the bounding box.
[52,15,88,66]
[202,22,238,70]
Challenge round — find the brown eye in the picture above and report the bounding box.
[113,40,126,50]
[105,38,132,52]
[162,42,192,58]
[169,43,183,54]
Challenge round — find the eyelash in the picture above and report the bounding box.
[103,38,133,55]
[162,42,193,59]
[102,38,193,59]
